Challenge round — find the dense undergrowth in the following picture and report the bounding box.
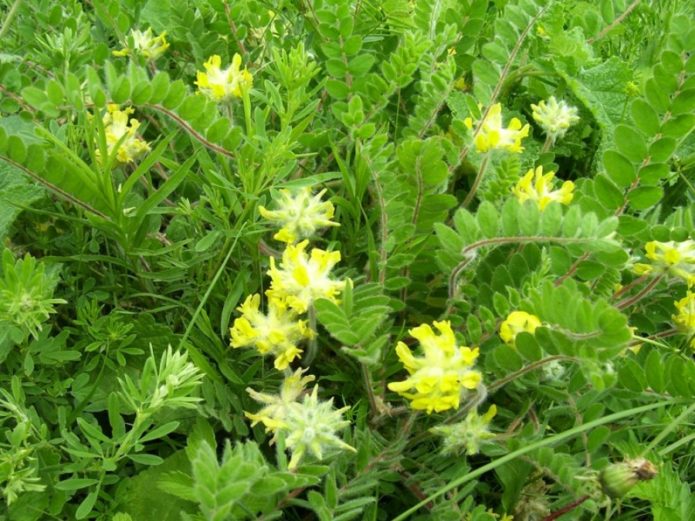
[0,0,694,520]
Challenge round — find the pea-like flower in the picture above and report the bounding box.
[431,404,497,455]
[98,104,150,164]
[230,294,314,370]
[673,291,695,349]
[266,241,345,313]
[464,103,530,154]
[512,166,574,211]
[259,187,339,244]
[245,369,355,469]
[499,311,542,345]
[195,54,253,102]
[113,28,169,61]
[388,321,482,414]
[634,240,695,286]
[531,96,579,144]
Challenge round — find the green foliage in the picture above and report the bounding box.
[0,0,694,519]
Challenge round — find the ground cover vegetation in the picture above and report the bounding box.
[0,0,694,519]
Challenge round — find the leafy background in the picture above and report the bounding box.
[0,0,694,520]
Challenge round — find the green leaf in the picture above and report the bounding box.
[631,98,660,135]
[140,421,180,443]
[128,453,165,466]
[628,186,664,210]
[593,174,623,209]
[55,478,100,491]
[603,150,636,186]
[76,489,99,519]
[645,349,665,393]
[614,124,647,162]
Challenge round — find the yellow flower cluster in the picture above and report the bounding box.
[499,311,541,345]
[259,187,339,244]
[673,292,695,349]
[246,369,355,469]
[512,166,575,211]
[531,96,580,144]
[98,104,150,164]
[464,103,530,154]
[113,28,169,61]
[230,227,343,367]
[195,54,253,102]
[634,240,695,286]
[266,240,345,314]
[230,294,313,370]
[388,321,482,414]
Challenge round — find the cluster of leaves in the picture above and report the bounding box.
[0,0,694,520]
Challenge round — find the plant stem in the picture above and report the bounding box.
[0,0,23,40]
[462,153,490,208]
[303,305,318,366]
[391,399,678,521]
[641,401,695,456]
[542,495,590,521]
[616,274,664,310]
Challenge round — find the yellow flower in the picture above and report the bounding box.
[499,311,542,345]
[673,292,695,349]
[230,294,314,370]
[113,28,169,60]
[195,54,253,102]
[98,104,150,164]
[512,166,574,211]
[387,321,482,414]
[259,187,339,244]
[431,404,497,455]
[266,241,345,313]
[531,96,579,144]
[464,103,530,154]
[643,240,695,286]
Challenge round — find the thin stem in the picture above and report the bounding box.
[587,0,641,44]
[391,399,678,521]
[542,495,591,521]
[462,153,490,208]
[242,90,254,139]
[0,0,23,39]
[616,274,664,310]
[540,135,554,153]
[303,305,319,366]
[642,401,695,456]
[361,363,379,419]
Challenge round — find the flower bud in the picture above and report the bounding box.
[599,458,657,498]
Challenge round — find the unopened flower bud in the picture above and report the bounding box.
[599,458,657,498]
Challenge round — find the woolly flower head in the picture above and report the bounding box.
[512,166,574,211]
[245,368,315,432]
[246,369,355,469]
[499,311,542,346]
[259,187,339,244]
[673,292,695,349]
[431,405,497,455]
[229,294,314,370]
[98,104,150,164]
[388,321,482,414]
[195,54,253,102]
[633,240,695,286]
[464,103,530,154]
[266,241,345,313]
[531,96,579,143]
[113,28,169,61]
